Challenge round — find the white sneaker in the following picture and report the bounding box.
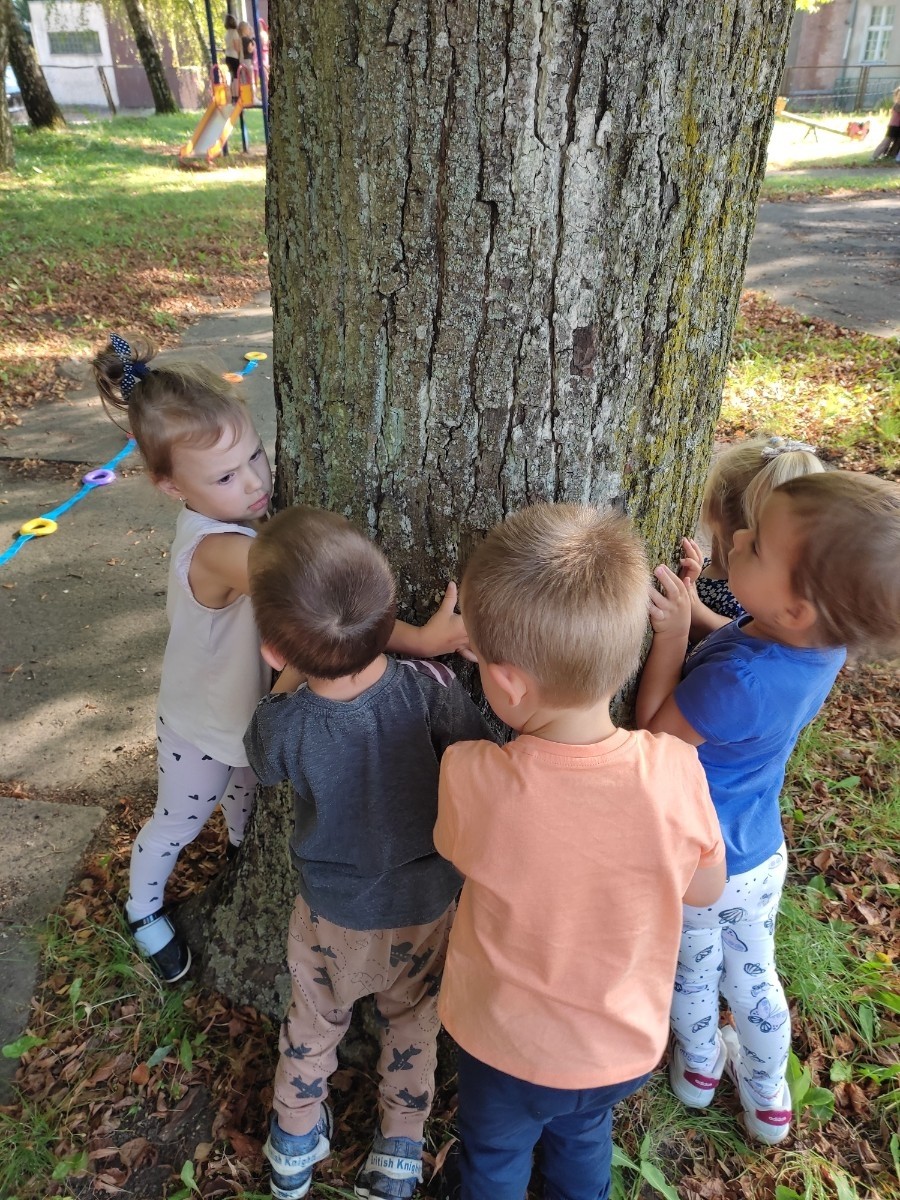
[721,1025,792,1145]
[668,1032,726,1108]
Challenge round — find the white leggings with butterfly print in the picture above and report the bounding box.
[125,716,257,924]
[670,846,789,1105]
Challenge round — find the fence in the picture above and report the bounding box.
[780,63,900,112]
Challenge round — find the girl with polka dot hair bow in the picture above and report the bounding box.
[93,336,470,982]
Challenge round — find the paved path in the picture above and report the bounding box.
[746,193,900,337]
[0,194,896,1096]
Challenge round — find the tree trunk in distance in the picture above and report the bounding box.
[122,0,179,114]
[5,0,66,130]
[186,0,211,71]
[185,0,795,1014]
[0,1,14,172]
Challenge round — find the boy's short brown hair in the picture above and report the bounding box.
[249,507,397,679]
[777,472,900,659]
[461,503,649,706]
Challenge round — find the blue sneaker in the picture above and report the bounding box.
[263,1106,333,1200]
[354,1129,423,1198]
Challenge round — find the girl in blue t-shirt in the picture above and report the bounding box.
[679,436,822,643]
[637,471,900,1145]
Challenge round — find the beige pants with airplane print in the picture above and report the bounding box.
[273,893,454,1140]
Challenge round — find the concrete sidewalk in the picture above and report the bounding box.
[746,193,900,337]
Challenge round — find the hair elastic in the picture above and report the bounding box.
[761,436,817,461]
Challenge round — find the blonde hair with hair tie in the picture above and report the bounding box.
[701,436,824,568]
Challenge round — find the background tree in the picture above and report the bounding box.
[0,1,13,172]
[121,0,179,114]
[184,0,796,1016]
[102,0,212,74]
[4,0,65,130]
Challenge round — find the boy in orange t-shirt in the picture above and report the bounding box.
[434,503,726,1200]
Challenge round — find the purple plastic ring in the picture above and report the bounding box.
[83,468,116,486]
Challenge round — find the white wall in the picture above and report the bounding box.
[29,1,119,108]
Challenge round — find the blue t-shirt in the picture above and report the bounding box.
[675,617,845,875]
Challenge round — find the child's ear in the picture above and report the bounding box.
[484,662,531,708]
[261,642,287,672]
[781,596,818,634]
[154,476,182,501]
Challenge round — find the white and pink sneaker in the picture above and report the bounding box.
[721,1025,793,1145]
[668,1032,726,1108]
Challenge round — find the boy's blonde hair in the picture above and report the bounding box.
[702,435,823,565]
[249,507,397,679]
[776,472,900,659]
[461,503,649,706]
[93,336,249,480]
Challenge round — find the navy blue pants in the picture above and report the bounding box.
[456,1047,649,1200]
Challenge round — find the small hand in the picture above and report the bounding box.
[418,582,475,661]
[649,564,692,640]
[679,537,704,587]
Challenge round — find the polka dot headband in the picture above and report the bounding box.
[110,334,152,399]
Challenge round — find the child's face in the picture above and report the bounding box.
[728,492,807,634]
[159,417,272,523]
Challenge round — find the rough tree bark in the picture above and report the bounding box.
[184,0,795,1016]
[121,0,180,114]
[4,0,66,130]
[0,1,13,172]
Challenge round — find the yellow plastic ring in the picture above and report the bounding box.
[20,517,58,537]
[244,351,268,362]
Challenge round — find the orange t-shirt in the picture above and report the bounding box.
[434,729,724,1089]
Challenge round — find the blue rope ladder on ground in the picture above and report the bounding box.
[0,352,267,570]
[0,439,137,569]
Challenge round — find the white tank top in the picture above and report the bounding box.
[156,507,270,766]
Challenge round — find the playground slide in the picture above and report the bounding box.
[180,96,245,163]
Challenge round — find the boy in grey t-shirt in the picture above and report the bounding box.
[244,506,492,1200]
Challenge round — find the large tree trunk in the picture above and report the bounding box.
[0,1,13,172]
[185,0,795,1015]
[121,0,180,114]
[4,0,66,130]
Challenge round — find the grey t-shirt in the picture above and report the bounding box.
[244,656,495,930]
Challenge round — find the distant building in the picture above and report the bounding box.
[27,0,202,110]
[783,0,900,110]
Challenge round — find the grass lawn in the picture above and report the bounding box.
[723,293,900,478]
[0,114,898,1200]
[0,112,268,425]
[761,108,900,198]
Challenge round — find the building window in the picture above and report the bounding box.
[48,30,102,56]
[862,5,894,63]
